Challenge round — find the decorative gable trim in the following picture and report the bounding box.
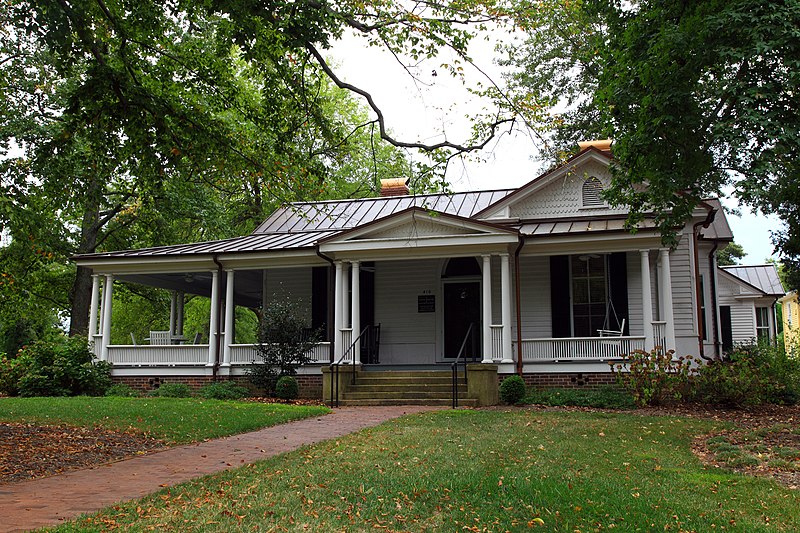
[475,147,614,220]
[317,207,519,256]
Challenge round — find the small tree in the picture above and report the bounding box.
[247,297,320,395]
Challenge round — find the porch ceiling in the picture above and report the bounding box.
[118,270,264,308]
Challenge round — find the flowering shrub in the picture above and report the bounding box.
[611,349,697,406]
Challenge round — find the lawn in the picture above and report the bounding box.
[52,409,799,532]
[0,397,330,444]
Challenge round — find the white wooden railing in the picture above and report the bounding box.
[518,336,646,362]
[106,345,209,366]
[230,343,331,365]
[105,342,331,367]
[490,325,504,360]
[652,321,667,350]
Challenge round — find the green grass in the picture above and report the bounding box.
[51,410,800,532]
[0,397,330,444]
[704,426,800,474]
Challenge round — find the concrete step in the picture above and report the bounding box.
[345,384,465,394]
[359,370,463,378]
[336,398,478,407]
[343,390,466,400]
[354,376,463,386]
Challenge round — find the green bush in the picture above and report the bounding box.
[248,297,321,395]
[274,375,299,400]
[198,381,250,400]
[0,353,25,396]
[105,383,140,397]
[8,337,112,397]
[499,375,527,404]
[524,386,635,409]
[149,382,193,398]
[693,343,799,406]
[611,349,697,406]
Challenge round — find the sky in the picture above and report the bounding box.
[329,30,781,265]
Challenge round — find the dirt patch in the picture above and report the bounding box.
[0,423,165,485]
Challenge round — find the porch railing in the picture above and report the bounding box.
[105,342,331,367]
[490,325,503,360]
[230,343,331,365]
[106,345,209,366]
[652,321,667,351]
[518,336,646,362]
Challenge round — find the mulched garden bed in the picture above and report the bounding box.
[0,423,165,485]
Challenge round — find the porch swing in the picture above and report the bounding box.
[597,255,625,338]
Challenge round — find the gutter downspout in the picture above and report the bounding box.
[316,246,336,363]
[514,235,525,376]
[212,254,224,380]
[708,242,721,360]
[693,206,717,361]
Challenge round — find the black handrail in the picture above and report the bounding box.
[451,323,475,409]
[330,325,371,407]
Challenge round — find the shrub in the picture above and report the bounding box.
[199,381,250,400]
[149,382,192,398]
[105,383,140,397]
[248,297,321,395]
[611,349,697,406]
[0,353,25,396]
[693,343,800,406]
[275,375,299,400]
[10,337,112,397]
[499,375,527,404]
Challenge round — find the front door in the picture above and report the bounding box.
[443,282,480,359]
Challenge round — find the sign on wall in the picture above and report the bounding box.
[417,295,435,313]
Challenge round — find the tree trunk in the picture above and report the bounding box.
[68,178,103,336]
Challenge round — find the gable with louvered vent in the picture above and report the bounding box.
[582,177,604,207]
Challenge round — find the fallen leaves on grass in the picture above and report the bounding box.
[0,423,164,484]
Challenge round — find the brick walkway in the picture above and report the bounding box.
[0,406,440,533]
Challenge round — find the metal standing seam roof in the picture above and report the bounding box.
[253,190,515,234]
[721,264,785,296]
[517,217,659,236]
[72,230,339,260]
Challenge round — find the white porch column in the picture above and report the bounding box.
[169,290,178,336]
[342,262,350,329]
[481,255,493,363]
[333,261,344,360]
[100,274,114,361]
[640,250,654,351]
[500,253,514,363]
[222,270,235,367]
[176,291,185,337]
[659,248,676,351]
[88,274,101,345]
[351,261,361,365]
[207,270,220,366]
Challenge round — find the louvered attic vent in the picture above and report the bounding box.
[582,177,604,207]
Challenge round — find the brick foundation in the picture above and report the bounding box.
[113,375,324,399]
[500,372,617,389]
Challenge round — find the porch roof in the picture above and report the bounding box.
[517,216,659,237]
[721,264,784,297]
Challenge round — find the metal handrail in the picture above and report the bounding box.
[451,323,475,409]
[330,325,371,407]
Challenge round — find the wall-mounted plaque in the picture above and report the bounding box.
[417,295,435,313]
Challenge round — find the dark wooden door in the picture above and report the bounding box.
[443,282,480,359]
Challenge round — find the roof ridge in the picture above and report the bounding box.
[281,188,517,207]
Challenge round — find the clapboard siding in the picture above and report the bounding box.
[626,252,643,336]
[374,259,438,361]
[731,302,756,343]
[670,235,695,337]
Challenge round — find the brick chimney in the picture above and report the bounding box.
[379,178,409,197]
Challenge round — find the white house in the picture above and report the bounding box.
[75,142,751,404]
[716,264,783,350]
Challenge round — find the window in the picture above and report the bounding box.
[571,255,607,336]
[756,307,771,342]
[582,177,604,207]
